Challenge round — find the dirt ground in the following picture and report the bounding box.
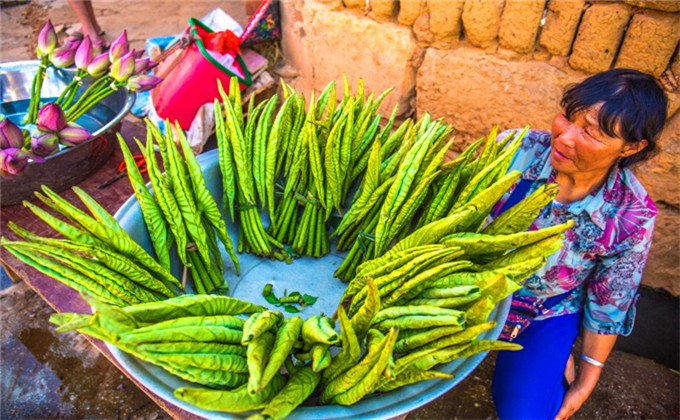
[1,1,679,419]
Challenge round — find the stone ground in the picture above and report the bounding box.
[1,1,679,419]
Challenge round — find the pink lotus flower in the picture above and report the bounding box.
[31,132,60,157]
[58,122,92,146]
[74,36,93,71]
[87,52,111,78]
[37,103,67,133]
[0,148,30,178]
[127,74,162,92]
[49,43,78,68]
[63,34,83,49]
[146,60,159,71]
[0,119,25,150]
[132,49,144,59]
[36,20,57,57]
[134,58,150,74]
[110,50,135,82]
[109,30,129,63]
[92,39,106,57]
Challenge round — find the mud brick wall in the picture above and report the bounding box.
[280,0,680,295]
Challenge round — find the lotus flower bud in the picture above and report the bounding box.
[49,43,77,68]
[63,34,83,48]
[146,60,159,72]
[0,148,30,178]
[109,30,129,62]
[92,39,105,57]
[0,119,26,150]
[37,103,67,133]
[74,36,93,70]
[31,132,60,157]
[58,122,92,146]
[87,52,111,78]
[133,49,145,59]
[134,58,150,74]
[127,74,162,92]
[36,20,57,57]
[110,51,135,82]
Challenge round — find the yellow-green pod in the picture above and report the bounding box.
[311,344,332,372]
[302,315,339,346]
[174,373,287,412]
[242,311,284,344]
[256,316,303,394]
[259,366,321,420]
[331,327,399,405]
[247,330,276,395]
[377,370,453,393]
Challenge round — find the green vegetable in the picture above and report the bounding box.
[243,311,284,344]
[331,327,398,405]
[174,373,287,412]
[376,370,453,393]
[247,331,276,395]
[256,316,303,394]
[123,295,264,323]
[302,315,339,346]
[257,366,321,420]
[323,306,360,385]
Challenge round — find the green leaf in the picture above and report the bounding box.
[265,295,281,306]
[302,294,318,306]
[284,304,300,313]
[288,291,302,299]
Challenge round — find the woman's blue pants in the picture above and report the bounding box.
[492,312,581,419]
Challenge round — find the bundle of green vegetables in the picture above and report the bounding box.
[215,76,395,259]
[51,294,264,388]
[2,186,181,306]
[118,118,239,294]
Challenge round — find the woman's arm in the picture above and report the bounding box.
[554,329,617,420]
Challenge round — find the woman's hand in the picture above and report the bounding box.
[555,384,589,420]
[554,330,618,420]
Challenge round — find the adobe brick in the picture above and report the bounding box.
[462,0,505,48]
[427,0,465,46]
[539,0,585,56]
[568,3,631,73]
[624,1,680,13]
[499,0,546,54]
[616,10,680,77]
[370,0,396,21]
[398,0,422,25]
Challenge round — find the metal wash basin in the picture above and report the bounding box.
[0,60,135,207]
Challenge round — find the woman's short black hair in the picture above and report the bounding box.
[560,68,668,168]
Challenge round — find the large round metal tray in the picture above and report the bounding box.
[0,60,135,207]
[112,149,510,419]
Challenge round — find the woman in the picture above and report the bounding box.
[490,68,668,419]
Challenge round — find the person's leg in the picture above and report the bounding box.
[67,0,104,42]
[492,312,581,419]
[83,0,102,34]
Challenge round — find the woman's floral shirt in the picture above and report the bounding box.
[491,130,657,335]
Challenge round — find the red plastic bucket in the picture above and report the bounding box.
[152,18,252,129]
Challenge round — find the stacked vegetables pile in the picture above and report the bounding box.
[215,77,395,258]
[336,124,521,281]
[51,294,263,388]
[2,186,180,306]
[1,76,578,418]
[118,119,238,294]
[333,113,452,280]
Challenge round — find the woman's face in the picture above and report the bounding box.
[550,106,645,177]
